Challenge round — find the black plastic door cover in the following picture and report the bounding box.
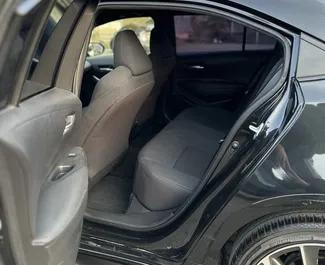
[0,1,96,265]
[173,50,271,107]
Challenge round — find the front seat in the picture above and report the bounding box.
[135,26,175,124]
[76,30,154,188]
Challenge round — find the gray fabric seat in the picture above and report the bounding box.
[75,30,154,188]
[136,27,176,124]
[134,114,224,211]
[133,44,284,211]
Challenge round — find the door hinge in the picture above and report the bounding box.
[249,122,264,139]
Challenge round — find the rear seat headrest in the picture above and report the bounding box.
[114,30,152,76]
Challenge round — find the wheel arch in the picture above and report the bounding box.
[186,194,325,265]
[218,194,325,264]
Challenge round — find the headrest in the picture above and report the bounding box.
[114,30,152,76]
[150,27,175,58]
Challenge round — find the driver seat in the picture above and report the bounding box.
[76,30,154,188]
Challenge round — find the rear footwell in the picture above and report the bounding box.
[87,174,132,214]
[86,122,162,214]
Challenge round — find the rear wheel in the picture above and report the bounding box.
[229,210,325,265]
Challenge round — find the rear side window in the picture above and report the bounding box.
[174,15,244,54]
[245,28,277,51]
[174,15,276,55]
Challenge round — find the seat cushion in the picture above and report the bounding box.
[134,107,236,211]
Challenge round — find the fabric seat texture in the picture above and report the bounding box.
[133,43,284,211]
[136,26,176,124]
[75,30,154,188]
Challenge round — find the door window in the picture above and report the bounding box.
[0,0,74,108]
[174,15,276,55]
[174,15,244,54]
[88,17,154,57]
[28,0,73,78]
[245,28,277,51]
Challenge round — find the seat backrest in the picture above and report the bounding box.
[136,26,176,124]
[77,30,154,187]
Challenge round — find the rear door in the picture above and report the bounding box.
[0,1,97,265]
[169,14,276,117]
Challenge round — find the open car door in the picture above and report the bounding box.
[0,0,98,264]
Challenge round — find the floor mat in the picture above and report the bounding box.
[87,122,163,214]
[87,174,132,214]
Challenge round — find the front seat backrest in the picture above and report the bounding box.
[136,26,175,124]
[77,30,154,188]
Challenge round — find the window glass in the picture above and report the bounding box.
[28,0,72,78]
[50,0,71,22]
[245,28,277,51]
[174,15,244,54]
[88,17,154,57]
[0,5,42,108]
[0,0,72,107]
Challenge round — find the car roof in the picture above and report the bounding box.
[100,0,325,42]
[229,0,325,42]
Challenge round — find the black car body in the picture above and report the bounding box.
[1,1,325,265]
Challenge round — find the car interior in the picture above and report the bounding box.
[0,1,293,264]
[76,9,285,229]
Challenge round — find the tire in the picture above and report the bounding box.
[229,210,325,265]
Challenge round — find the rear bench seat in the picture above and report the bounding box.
[133,107,237,211]
[133,43,284,211]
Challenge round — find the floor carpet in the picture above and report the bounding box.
[87,122,163,214]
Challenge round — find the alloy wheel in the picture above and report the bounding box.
[256,243,325,265]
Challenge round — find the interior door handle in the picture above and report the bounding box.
[63,114,75,135]
[99,66,113,72]
[92,75,100,82]
[186,65,204,70]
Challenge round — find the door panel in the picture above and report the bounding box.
[0,0,98,264]
[170,13,277,116]
[0,87,87,265]
[173,51,271,108]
